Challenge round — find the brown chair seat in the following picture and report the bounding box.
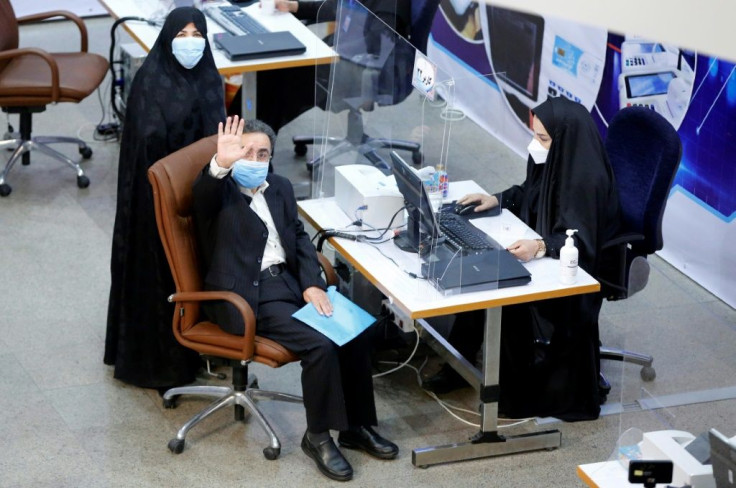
[181,321,299,367]
[0,52,108,105]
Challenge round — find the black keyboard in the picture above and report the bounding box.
[438,212,500,254]
[204,5,268,36]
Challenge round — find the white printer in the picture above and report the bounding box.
[334,165,405,229]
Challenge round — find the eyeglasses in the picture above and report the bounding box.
[245,148,271,162]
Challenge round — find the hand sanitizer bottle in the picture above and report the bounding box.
[559,229,579,284]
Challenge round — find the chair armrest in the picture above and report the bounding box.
[601,232,645,250]
[0,48,60,101]
[16,10,88,52]
[316,251,338,286]
[169,290,257,359]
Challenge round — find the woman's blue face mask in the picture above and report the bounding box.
[171,37,205,69]
[231,159,269,188]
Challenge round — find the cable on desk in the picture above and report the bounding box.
[362,242,426,280]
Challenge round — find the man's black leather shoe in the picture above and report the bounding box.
[421,364,468,394]
[338,426,399,460]
[301,432,353,482]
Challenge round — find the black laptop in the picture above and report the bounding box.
[421,249,531,296]
[215,31,306,61]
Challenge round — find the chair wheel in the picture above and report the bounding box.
[294,142,307,156]
[77,175,90,188]
[163,396,177,408]
[0,183,11,197]
[79,146,93,159]
[168,438,185,454]
[263,446,280,460]
[412,150,423,166]
[640,366,656,381]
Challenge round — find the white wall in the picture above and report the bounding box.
[10,0,107,18]
[484,0,736,62]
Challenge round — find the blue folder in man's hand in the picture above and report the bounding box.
[292,286,376,346]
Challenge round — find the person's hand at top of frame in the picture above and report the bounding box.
[215,116,248,168]
[273,0,298,13]
[303,286,333,316]
[456,193,499,212]
[506,239,538,262]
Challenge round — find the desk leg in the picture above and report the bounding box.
[411,308,562,467]
[240,72,257,120]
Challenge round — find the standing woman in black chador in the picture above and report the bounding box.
[424,97,621,421]
[104,7,225,390]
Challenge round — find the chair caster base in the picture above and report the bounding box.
[163,396,178,409]
[79,146,92,159]
[294,142,307,157]
[168,438,185,454]
[77,175,90,188]
[641,365,656,381]
[263,446,280,460]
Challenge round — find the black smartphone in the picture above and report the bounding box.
[628,460,673,486]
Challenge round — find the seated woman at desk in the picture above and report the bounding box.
[105,7,225,390]
[423,96,621,421]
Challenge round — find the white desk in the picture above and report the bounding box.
[97,0,336,118]
[578,461,674,488]
[298,180,600,467]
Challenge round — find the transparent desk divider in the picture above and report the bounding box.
[307,0,500,297]
[584,275,736,486]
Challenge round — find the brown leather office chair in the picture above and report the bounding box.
[0,0,108,197]
[148,135,338,460]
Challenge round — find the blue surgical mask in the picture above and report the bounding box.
[171,37,205,69]
[231,159,269,189]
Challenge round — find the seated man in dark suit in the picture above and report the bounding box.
[191,116,397,482]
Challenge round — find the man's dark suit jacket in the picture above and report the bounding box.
[192,166,325,335]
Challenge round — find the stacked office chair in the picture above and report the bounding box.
[0,0,108,196]
[293,0,440,171]
[598,106,682,383]
[147,136,339,459]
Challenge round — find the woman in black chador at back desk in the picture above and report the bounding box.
[423,97,622,421]
[104,7,225,389]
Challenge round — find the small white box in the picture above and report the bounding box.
[334,165,405,228]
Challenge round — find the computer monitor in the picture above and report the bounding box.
[486,6,545,104]
[709,429,736,488]
[389,151,442,253]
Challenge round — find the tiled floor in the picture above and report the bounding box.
[1,15,734,488]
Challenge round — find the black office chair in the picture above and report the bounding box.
[598,106,682,382]
[293,0,440,171]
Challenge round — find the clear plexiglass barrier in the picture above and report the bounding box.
[306,0,505,295]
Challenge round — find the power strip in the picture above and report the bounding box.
[381,298,415,333]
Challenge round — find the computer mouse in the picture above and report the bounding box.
[455,202,479,216]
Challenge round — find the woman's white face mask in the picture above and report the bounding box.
[171,37,205,69]
[527,137,549,164]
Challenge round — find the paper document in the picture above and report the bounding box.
[292,286,376,346]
